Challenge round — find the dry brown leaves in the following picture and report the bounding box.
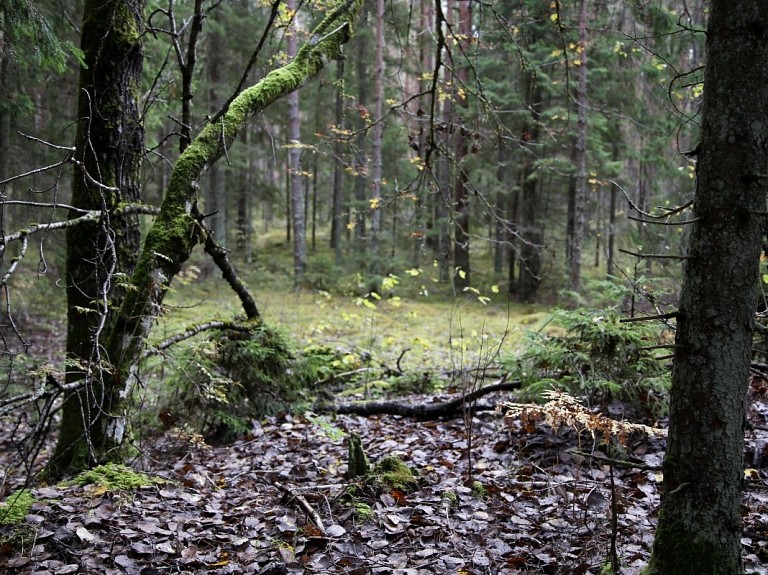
[1,384,768,575]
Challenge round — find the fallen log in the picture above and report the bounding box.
[316,381,521,420]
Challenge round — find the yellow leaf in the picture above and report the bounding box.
[491,285,499,293]
[458,269,466,279]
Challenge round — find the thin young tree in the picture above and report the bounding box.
[369,0,384,265]
[287,0,306,286]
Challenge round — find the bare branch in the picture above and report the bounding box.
[144,321,259,356]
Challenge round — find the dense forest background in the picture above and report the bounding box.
[1,0,703,304]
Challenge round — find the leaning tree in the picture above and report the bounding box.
[47,0,364,477]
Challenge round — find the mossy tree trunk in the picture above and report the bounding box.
[52,0,363,477]
[646,3,768,573]
[52,0,146,476]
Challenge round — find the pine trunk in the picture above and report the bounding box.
[369,0,384,266]
[52,0,146,476]
[647,3,768,572]
[287,0,306,286]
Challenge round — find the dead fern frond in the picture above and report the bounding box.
[502,390,666,445]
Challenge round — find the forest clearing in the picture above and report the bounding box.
[2,0,768,573]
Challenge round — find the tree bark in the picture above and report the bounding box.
[369,0,384,266]
[518,78,543,303]
[52,0,364,476]
[353,5,369,253]
[206,13,228,250]
[566,0,588,293]
[452,0,471,291]
[331,60,344,264]
[287,0,306,286]
[52,0,146,476]
[647,3,768,573]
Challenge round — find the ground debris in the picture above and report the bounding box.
[1,387,768,574]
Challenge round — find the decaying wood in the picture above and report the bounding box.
[275,481,327,536]
[317,381,521,419]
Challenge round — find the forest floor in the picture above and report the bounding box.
[2,381,768,575]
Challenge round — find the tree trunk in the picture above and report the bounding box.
[206,14,228,250]
[353,6,369,253]
[331,60,344,264]
[287,0,306,286]
[369,0,384,267]
[52,0,364,476]
[518,78,543,303]
[647,3,768,573]
[52,0,146,476]
[567,0,587,293]
[452,0,471,291]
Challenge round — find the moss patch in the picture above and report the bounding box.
[372,456,417,492]
[73,463,162,490]
[353,502,374,522]
[471,481,488,499]
[0,490,35,525]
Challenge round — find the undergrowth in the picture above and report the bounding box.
[502,279,673,417]
[150,322,345,442]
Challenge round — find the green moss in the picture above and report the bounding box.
[471,481,487,499]
[353,503,374,522]
[441,490,458,505]
[72,463,161,490]
[372,456,417,492]
[0,490,36,525]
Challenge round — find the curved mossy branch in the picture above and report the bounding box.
[108,0,363,387]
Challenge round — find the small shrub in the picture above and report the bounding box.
[160,322,345,442]
[502,307,671,415]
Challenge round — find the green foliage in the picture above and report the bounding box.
[304,412,347,441]
[72,463,161,490]
[0,490,34,525]
[1,0,84,71]
[503,306,671,414]
[160,322,345,442]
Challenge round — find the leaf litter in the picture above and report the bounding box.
[1,382,768,575]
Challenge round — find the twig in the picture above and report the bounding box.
[612,180,693,219]
[568,449,662,471]
[667,482,690,496]
[144,321,258,356]
[618,249,691,260]
[197,211,260,320]
[395,348,411,374]
[620,312,679,323]
[608,462,620,574]
[275,481,327,535]
[640,344,681,351]
[627,215,699,226]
